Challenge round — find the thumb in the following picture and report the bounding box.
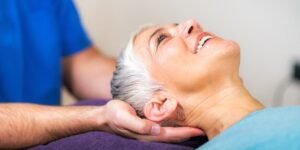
[150,123,161,135]
[119,112,161,135]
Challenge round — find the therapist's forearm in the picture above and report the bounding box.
[63,46,116,100]
[0,103,105,149]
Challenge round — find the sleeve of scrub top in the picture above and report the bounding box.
[58,0,92,57]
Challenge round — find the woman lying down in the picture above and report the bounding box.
[111,19,300,150]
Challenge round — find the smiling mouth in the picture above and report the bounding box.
[194,32,213,54]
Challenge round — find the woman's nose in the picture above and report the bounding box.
[176,19,201,38]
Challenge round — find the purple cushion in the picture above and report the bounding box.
[29,100,207,150]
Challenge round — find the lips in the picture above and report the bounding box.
[194,32,213,54]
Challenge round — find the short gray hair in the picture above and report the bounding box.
[111,28,163,117]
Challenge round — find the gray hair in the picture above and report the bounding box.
[111,27,185,126]
[111,27,163,117]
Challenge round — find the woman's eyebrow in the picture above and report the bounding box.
[148,27,163,48]
[147,23,178,49]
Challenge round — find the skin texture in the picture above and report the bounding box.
[133,19,264,139]
[63,46,116,100]
[0,46,203,149]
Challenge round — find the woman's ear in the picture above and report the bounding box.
[143,94,178,123]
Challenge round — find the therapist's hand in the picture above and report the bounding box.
[103,100,204,142]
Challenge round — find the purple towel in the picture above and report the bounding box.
[29,100,207,150]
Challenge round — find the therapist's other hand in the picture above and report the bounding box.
[103,100,204,142]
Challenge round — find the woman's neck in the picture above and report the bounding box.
[182,83,264,140]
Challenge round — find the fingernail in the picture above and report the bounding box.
[151,124,161,135]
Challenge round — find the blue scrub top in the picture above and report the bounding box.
[198,106,300,150]
[0,0,91,105]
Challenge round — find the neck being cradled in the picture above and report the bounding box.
[180,80,264,140]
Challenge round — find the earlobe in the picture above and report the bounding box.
[143,94,178,123]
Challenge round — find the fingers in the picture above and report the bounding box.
[117,111,161,135]
[105,100,205,143]
[119,126,205,143]
[158,127,205,142]
[106,100,161,135]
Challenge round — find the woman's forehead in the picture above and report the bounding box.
[133,25,157,46]
[131,23,176,57]
[131,27,155,61]
[133,23,177,45]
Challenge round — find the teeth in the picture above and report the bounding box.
[196,35,213,52]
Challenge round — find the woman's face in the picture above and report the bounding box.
[133,19,241,96]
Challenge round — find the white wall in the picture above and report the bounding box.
[74,0,300,106]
